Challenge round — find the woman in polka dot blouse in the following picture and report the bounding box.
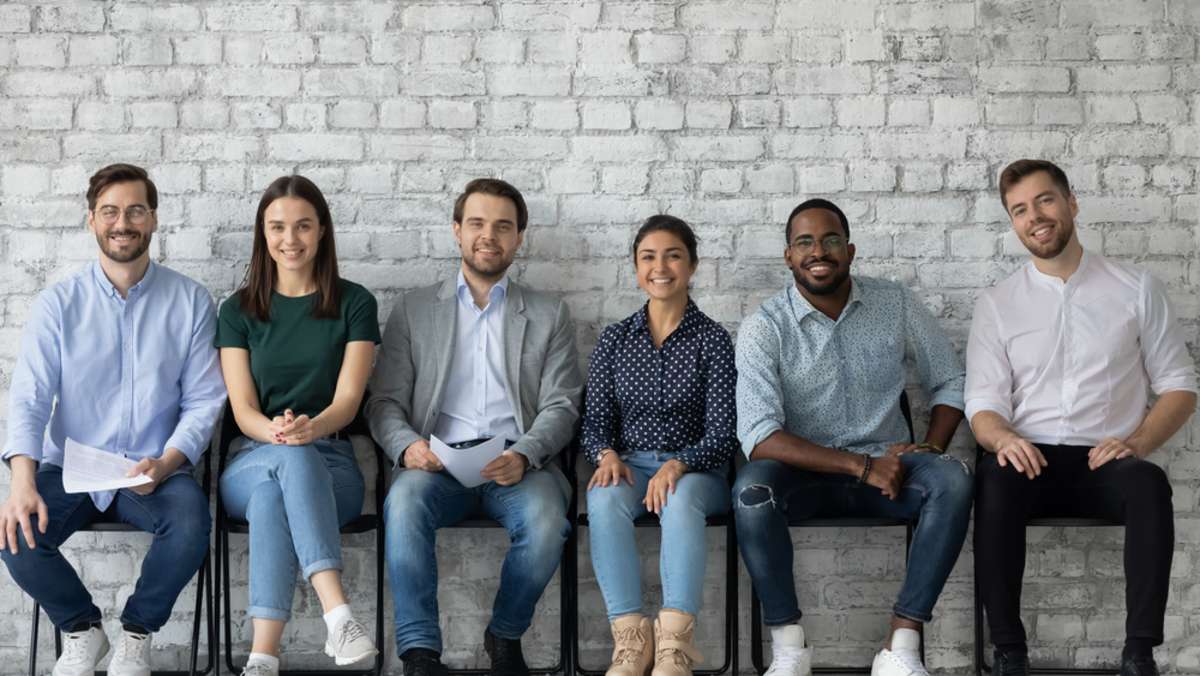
[581,215,739,676]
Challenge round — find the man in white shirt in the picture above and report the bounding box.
[966,159,1197,676]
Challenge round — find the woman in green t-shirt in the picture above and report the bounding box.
[216,175,380,675]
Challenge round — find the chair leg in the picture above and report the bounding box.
[750,590,765,675]
[29,603,40,676]
[375,520,386,676]
[975,571,989,676]
[726,521,739,676]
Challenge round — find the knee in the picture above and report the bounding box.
[930,456,974,507]
[164,504,212,566]
[586,484,635,523]
[1114,459,1171,500]
[383,471,438,531]
[733,461,783,512]
[515,498,570,557]
[276,444,328,478]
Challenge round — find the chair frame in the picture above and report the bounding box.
[748,393,925,675]
[27,454,216,676]
[971,447,1122,676]
[213,404,386,676]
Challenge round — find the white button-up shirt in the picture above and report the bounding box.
[432,271,520,445]
[965,251,1197,446]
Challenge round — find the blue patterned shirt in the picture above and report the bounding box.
[582,300,738,471]
[736,276,965,458]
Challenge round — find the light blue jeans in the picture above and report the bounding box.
[586,451,730,621]
[220,439,365,621]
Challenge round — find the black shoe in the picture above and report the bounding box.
[484,629,529,676]
[994,648,1030,676]
[1120,654,1158,676]
[403,648,448,676]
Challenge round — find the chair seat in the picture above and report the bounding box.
[788,516,910,528]
[1028,516,1122,527]
[575,513,731,527]
[224,514,380,535]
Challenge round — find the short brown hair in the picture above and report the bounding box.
[87,163,158,211]
[998,159,1071,210]
[452,178,528,232]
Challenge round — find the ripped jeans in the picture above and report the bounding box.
[733,453,973,625]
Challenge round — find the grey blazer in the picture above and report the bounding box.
[366,277,583,469]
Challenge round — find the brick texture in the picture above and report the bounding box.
[0,1,1198,674]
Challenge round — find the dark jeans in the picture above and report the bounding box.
[734,453,973,625]
[1,465,211,632]
[974,445,1174,649]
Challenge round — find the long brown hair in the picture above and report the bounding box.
[238,175,341,322]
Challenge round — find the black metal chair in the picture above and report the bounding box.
[26,456,216,676]
[972,447,1122,676]
[749,393,924,675]
[567,453,739,676]
[213,403,385,676]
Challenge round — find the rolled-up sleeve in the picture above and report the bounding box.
[1139,272,1198,396]
[735,313,785,458]
[4,292,61,463]
[903,288,965,411]
[964,292,1014,423]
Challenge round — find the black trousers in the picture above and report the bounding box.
[974,444,1174,648]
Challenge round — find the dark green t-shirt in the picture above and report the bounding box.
[216,279,381,419]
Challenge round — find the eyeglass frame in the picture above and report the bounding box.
[788,233,848,256]
[91,204,155,226]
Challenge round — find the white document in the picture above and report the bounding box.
[428,435,507,488]
[62,438,153,494]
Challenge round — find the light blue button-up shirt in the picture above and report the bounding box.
[736,276,965,458]
[432,271,520,445]
[4,261,226,510]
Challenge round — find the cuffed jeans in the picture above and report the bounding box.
[587,451,730,621]
[974,444,1174,649]
[384,465,571,656]
[1,464,210,633]
[734,453,973,625]
[219,439,364,621]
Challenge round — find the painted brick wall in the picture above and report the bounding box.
[1,1,1198,673]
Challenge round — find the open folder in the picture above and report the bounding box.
[63,438,153,494]
[428,435,506,488]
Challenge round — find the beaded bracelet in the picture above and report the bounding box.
[858,452,873,483]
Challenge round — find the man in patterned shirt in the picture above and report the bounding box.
[733,198,971,676]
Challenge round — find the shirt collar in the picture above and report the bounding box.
[91,259,157,300]
[456,269,508,308]
[787,276,865,323]
[1024,248,1091,291]
[634,298,702,336]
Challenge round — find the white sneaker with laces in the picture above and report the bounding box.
[107,629,152,676]
[871,629,929,676]
[324,617,379,666]
[764,625,812,676]
[52,626,110,676]
[242,661,279,676]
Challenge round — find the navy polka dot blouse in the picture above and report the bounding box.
[582,299,738,472]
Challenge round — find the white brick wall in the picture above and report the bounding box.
[0,0,1198,673]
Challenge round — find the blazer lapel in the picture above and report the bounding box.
[503,282,527,432]
[427,278,458,431]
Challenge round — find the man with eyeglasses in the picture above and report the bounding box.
[0,164,225,676]
[733,199,972,676]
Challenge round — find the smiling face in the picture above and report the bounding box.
[785,207,855,297]
[635,229,696,303]
[453,192,524,281]
[1003,170,1079,260]
[263,196,323,278]
[87,180,157,264]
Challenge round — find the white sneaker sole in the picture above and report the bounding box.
[324,644,379,666]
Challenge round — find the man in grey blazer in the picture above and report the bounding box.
[367,178,582,676]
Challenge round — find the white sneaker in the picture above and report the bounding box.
[765,625,812,676]
[871,629,929,676]
[108,630,152,676]
[53,626,110,676]
[242,662,279,676]
[324,617,378,666]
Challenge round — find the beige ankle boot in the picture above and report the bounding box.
[606,614,654,676]
[651,609,703,676]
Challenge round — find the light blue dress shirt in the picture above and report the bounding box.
[4,261,227,510]
[736,276,966,458]
[432,271,520,445]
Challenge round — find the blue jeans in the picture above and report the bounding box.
[219,439,364,621]
[1,464,210,632]
[384,465,571,655]
[734,453,973,624]
[587,452,730,621]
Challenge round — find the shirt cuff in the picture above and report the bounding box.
[164,433,205,466]
[964,399,1012,425]
[740,420,783,460]
[1150,378,1199,396]
[929,388,966,412]
[3,438,44,464]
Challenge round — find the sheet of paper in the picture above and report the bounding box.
[429,435,507,488]
[62,438,153,494]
